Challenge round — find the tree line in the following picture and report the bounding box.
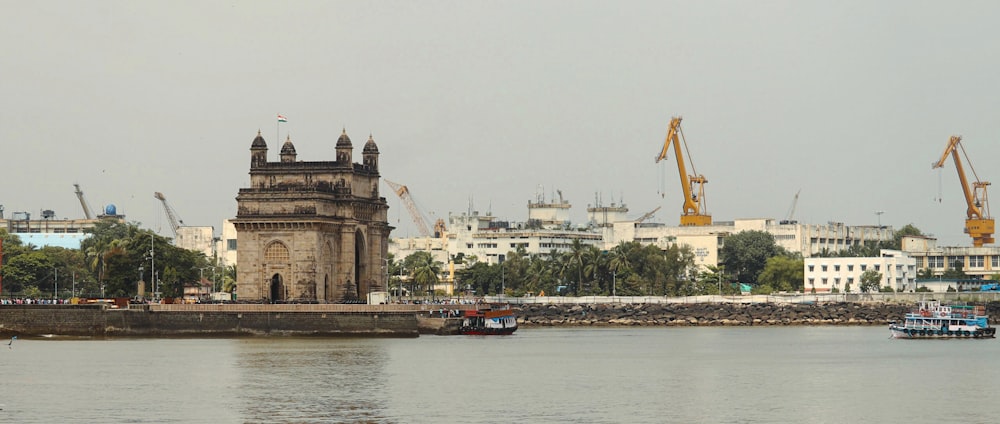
[0,221,232,299]
[389,224,936,297]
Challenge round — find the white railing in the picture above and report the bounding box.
[487,292,1000,305]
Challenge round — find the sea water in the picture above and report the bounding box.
[1,326,996,423]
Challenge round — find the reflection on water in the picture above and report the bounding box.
[2,328,1000,423]
[235,338,390,423]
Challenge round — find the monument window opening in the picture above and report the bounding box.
[265,242,290,262]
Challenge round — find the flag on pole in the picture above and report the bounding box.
[277,114,288,122]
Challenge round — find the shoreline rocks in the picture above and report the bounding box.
[515,302,1000,327]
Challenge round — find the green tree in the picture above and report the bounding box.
[696,264,726,295]
[660,244,696,296]
[859,269,883,293]
[405,251,442,299]
[1,251,52,294]
[581,245,606,295]
[893,224,923,249]
[565,239,588,295]
[720,230,783,286]
[942,258,966,279]
[917,268,935,279]
[757,256,805,292]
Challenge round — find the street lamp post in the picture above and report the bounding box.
[146,234,156,301]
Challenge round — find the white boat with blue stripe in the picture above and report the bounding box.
[889,300,995,339]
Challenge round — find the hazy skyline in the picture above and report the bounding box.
[3,1,999,246]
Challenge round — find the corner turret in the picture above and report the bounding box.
[363,134,379,171]
[280,135,297,163]
[336,128,353,164]
[250,130,268,167]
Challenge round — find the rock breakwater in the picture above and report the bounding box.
[515,302,1000,327]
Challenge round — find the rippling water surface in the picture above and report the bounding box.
[2,327,998,423]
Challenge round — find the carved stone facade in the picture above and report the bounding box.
[233,130,391,303]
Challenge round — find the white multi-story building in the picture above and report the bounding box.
[803,250,917,293]
[175,226,215,259]
[604,218,894,264]
[1,207,125,249]
[218,219,238,269]
[902,235,1000,279]
[439,210,601,265]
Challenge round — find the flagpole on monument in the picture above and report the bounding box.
[276,113,287,160]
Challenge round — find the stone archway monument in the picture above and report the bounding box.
[233,129,392,303]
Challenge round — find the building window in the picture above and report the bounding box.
[227,239,237,250]
[861,264,867,271]
[970,255,984,268]
[821,278,828,285]
[821,265,828,272]
[808,265,815,272]
[264,242,290,262]
[993,256,999,268]
[834,265,840,272]
[949,256,963,269]
[929,256,944,268]
[848,264,854,272]
[874,264,880,271]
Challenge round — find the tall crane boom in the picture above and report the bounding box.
[655,116,711,226]
[73,184,95,219]
[780,190,801,224]
[635,206,662,224]
[153,191,184,236]
[932,135,993,246]
[383,179,433,237]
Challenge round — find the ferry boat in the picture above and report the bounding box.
[460,308,518,335]
[889,300,995,339]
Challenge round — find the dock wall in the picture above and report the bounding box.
[0,304,420,337]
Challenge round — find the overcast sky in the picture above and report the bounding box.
[3,1,999,246]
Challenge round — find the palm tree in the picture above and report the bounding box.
[408,251,442,300]
[582,245,607,294]
[85,238,126,292]
[524,255,551,295]
[609,242,634,276]
[566,239,588,294]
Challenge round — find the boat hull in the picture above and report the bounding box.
[460,308,518,335]
[889,324,996,339]
[460,326,517,336]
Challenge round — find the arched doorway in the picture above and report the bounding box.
[269,273,284,303]
[264,241,290,302]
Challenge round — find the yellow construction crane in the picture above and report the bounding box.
[933,135,994,246]
[655,116,711,226]
[383,179,444,238]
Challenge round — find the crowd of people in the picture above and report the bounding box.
[0,298,71,305]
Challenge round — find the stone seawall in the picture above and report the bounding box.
[516,302,1000,327]
[0,305,419,337]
